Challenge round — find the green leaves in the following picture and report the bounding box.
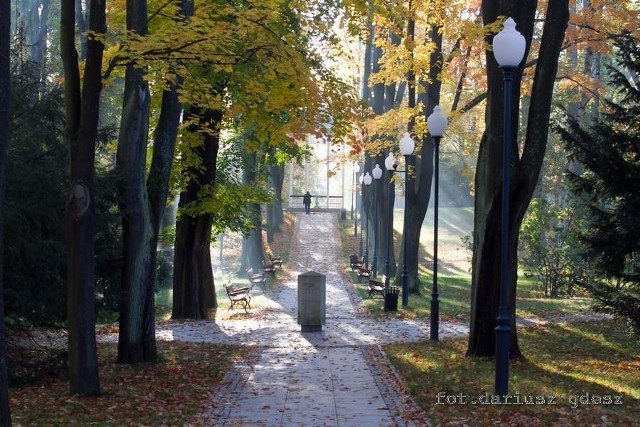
[179,182,270,237]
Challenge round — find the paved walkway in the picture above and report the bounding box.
[134,212,604,426]
[196,212,438,426]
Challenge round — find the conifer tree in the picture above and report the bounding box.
[555,32,640,334]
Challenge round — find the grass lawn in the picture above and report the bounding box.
[351,273,594,321]
[385,319,640,426]
[10,341,249,425]
[339,213,594,322]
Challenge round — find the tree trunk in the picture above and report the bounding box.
[172,107,221,319]
[60,0,104,396]
[172,209,215,319]
[266,161,282,243]
[241,150,265,271]
[396,18,440,295]
[361,5,374,103]
[140,0,191,346]
[75,0,88,59]
[270,163,285,228]
[467,0,568,357]
[116,0,156,364]
[0,0,12,421]
[19,0,51,69]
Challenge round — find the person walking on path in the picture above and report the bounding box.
[302,191,312,214]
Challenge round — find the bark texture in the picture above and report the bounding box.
[0,0,12,421]
[467,0,569,357]
[172,107,221,319]
[60,0,104,395]
[116,0,156,364]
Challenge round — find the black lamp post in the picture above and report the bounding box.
[371,164,382,277]
[353,162,360,234]
[399,132,415,307]
[492,17,526,398]
[383,152,396,293]
[427,105,448,341]
[358,173,364,257]
[363,171,372,269]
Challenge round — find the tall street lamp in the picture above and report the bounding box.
[353,162,361,233]
[383,152,396,293]
[399,132,415,307]
[492,17,526,398]
[363,171,373,269]
[358,173,365,257]
[427,105,448,341]
[371,164,382,277]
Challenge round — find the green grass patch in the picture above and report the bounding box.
[339,215,594,322]
[349,270,594,322]
[385,319,640,426]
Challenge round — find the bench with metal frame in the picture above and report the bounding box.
[222,281,252,312]
[357,267,371,283]
[246,267,267,290]
[368,275,387,298]
[349,254,364,271]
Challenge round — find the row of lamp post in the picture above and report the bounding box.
[352,15,523,399]
[353,163,360,237]
[356,106,447,314]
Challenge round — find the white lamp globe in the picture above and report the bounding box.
[372,164,382,180]
[427,105,447,137]
[354,163,361,173]
[384,152,395,171]
[363,172,372,185]
[492,17,526,68]
[359,173,364,184]
[399,132,415,156]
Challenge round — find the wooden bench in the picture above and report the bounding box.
[223,281,252,312]
[357,267,371,283]
[349,254,364,271]
[368,275,387,298]
[247,268,267,291]
[269,255,283,269]
[262,259,277,276]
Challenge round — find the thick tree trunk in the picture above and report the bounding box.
[60,0,103,396]
[467,0,568,357]
[116,0,156,364]
[172,107,221,319]
[141,0,191,347]
[0,0,12,421]
[173,210,215,318]
[116,65,155,363]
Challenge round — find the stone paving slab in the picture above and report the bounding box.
[204,346,398,427]
[196,212,430,426]
[93,211,607,426]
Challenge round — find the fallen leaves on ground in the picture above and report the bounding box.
[385,319,640,427]
[10,341,253,426]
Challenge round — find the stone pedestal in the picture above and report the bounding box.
[297,271,326,332]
